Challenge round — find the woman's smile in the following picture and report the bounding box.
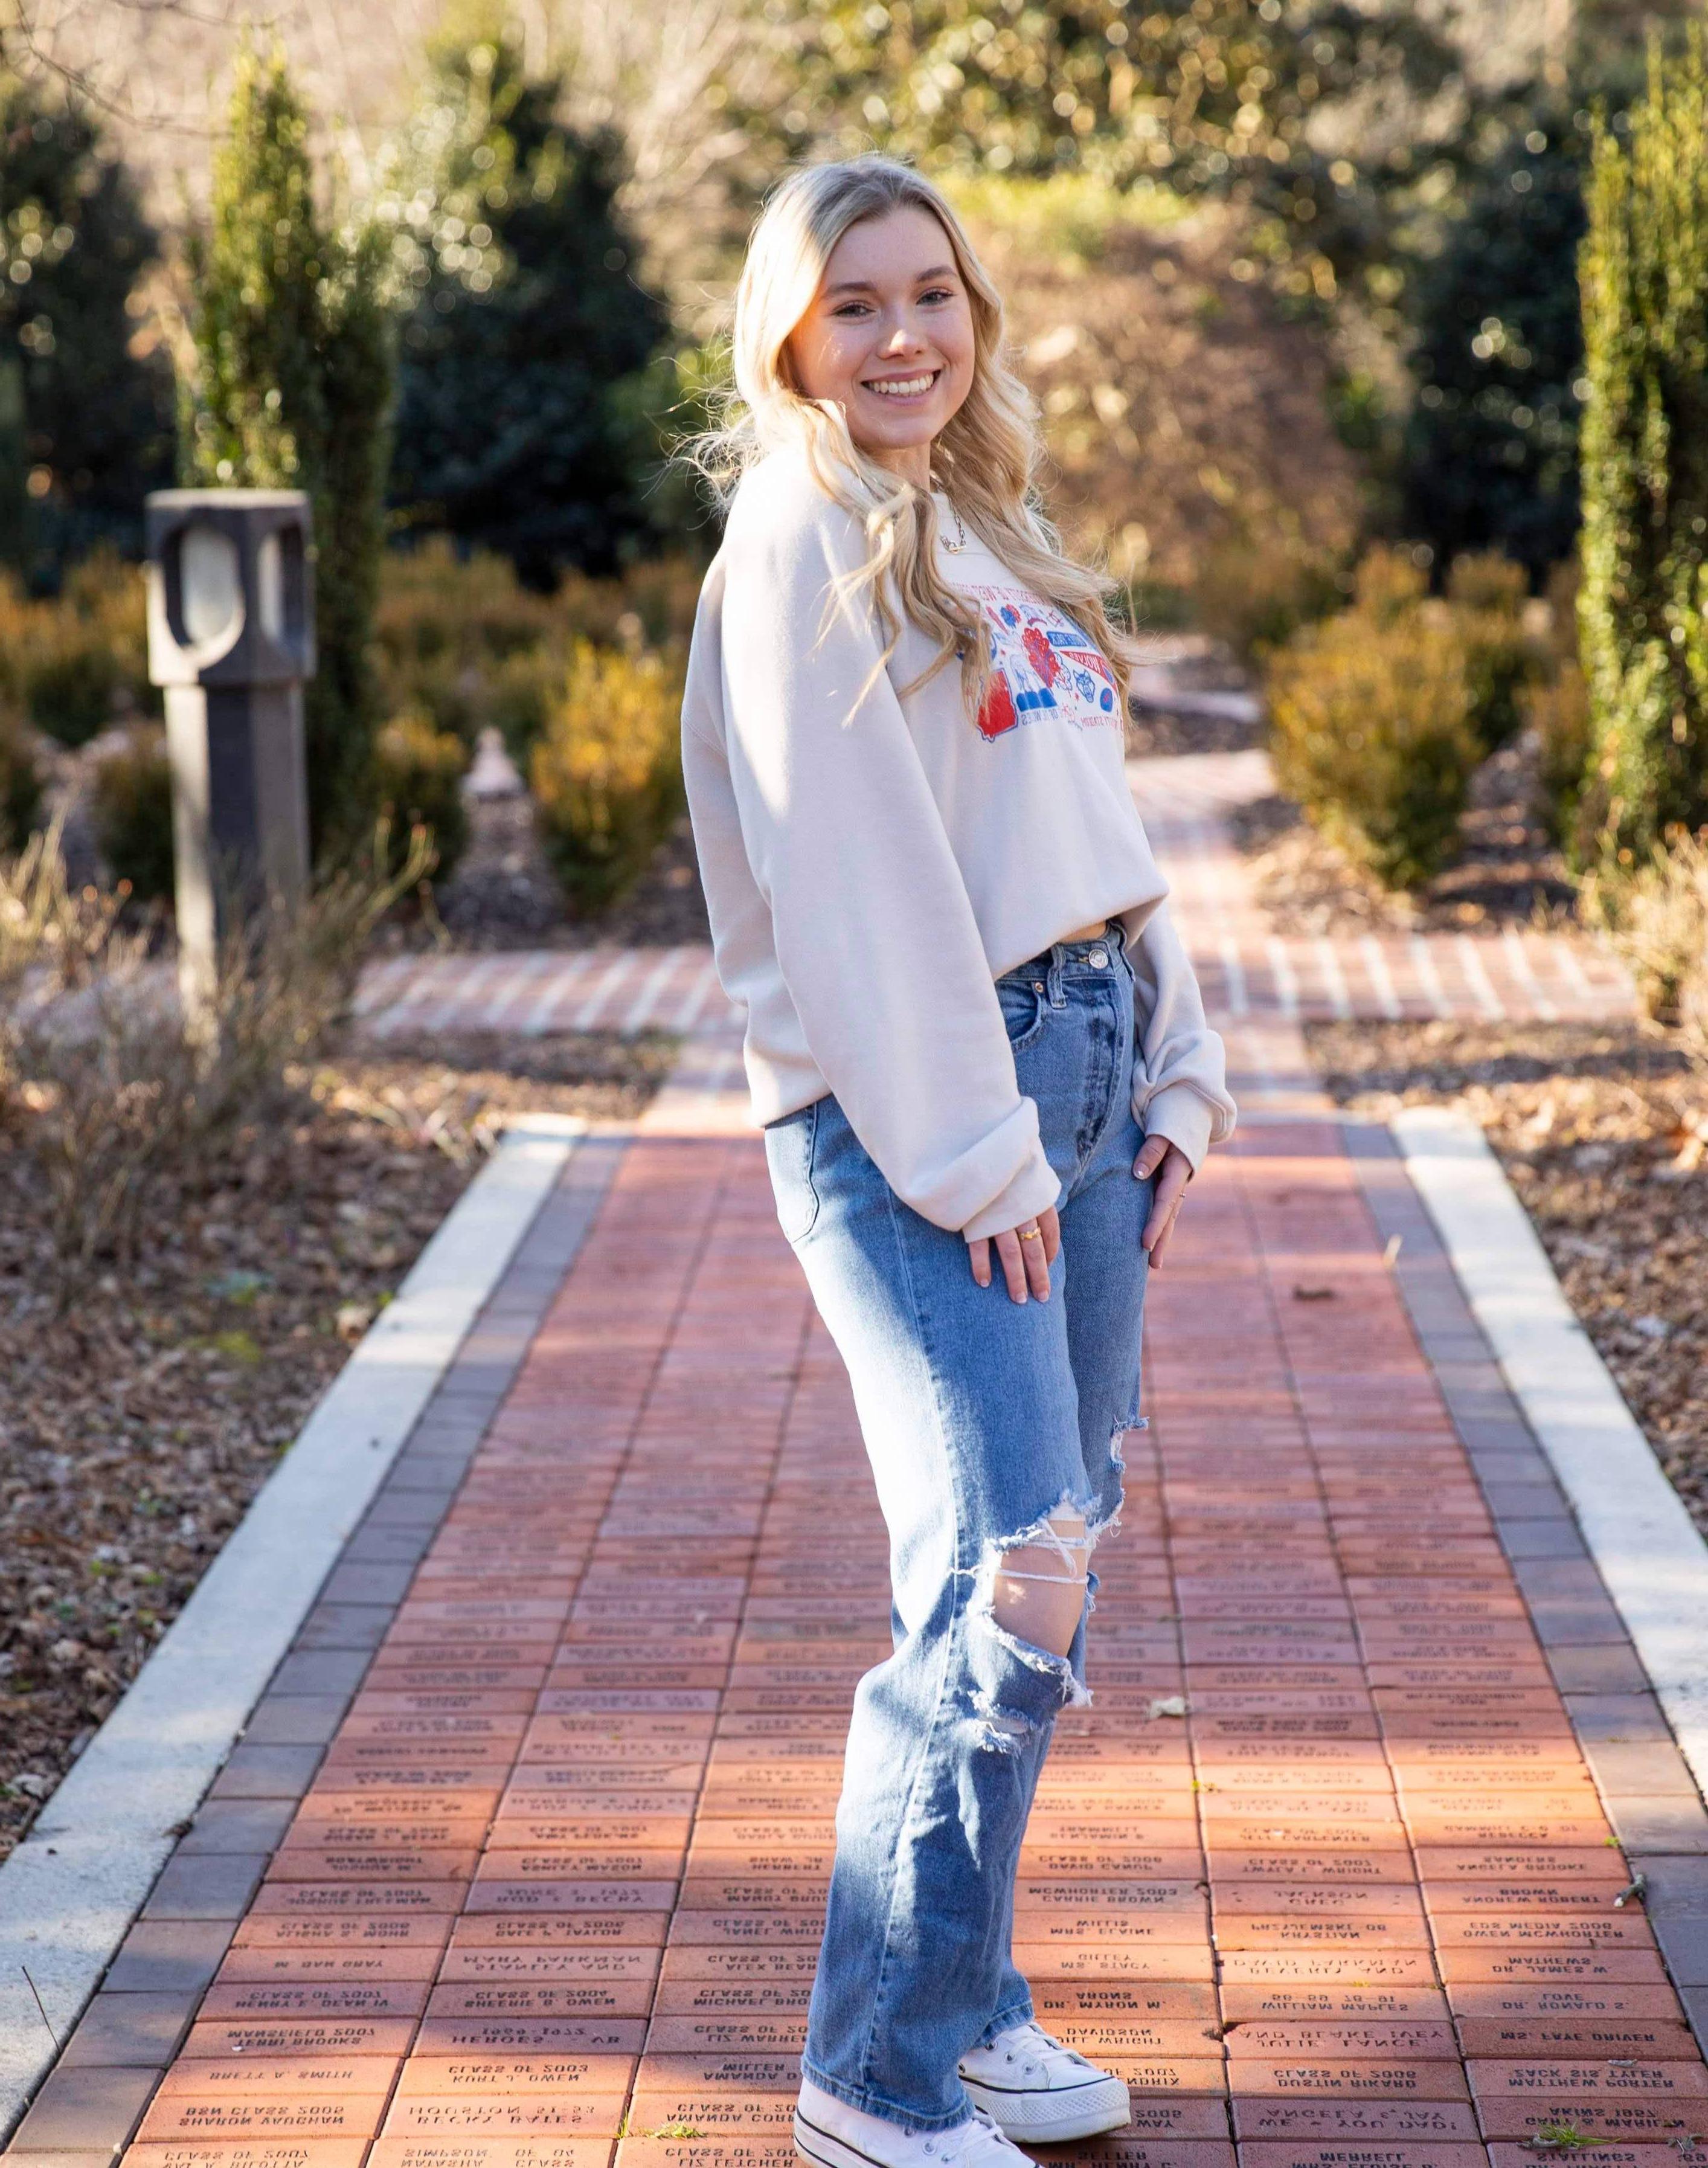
[863,369,942,400]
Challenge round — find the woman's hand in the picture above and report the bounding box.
[967,1205,1061,1303]
[1134,1136,1191,1268]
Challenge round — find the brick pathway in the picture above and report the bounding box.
[11,764,1706,2168]
[355,753,1634,1041]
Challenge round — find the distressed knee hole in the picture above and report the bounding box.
[989,1507,1091,1661]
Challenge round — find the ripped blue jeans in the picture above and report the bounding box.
[762,926,1151,2132]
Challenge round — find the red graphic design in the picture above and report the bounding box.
[967,584,1119,742]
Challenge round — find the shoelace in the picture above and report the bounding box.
[995,2021,1094,2077]
[922,2108,1008,2161]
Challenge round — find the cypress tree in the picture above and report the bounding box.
[1577,31,1708,864]
[185,45,393,856]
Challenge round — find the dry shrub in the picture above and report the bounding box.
[0,820,431,1295]
[1352,543,1430,623]
[1446,550,1536,752]
[1268,606,1481,891]
[530,639,684,913]
[1265,543,1546,893]
[1589,828,1708,1062]
[489,646,560,764]
[375,542,704,758]
[0,709,42,849]
[1526,658,1595,850]
[374,712,470,883]
[1190,530,1346,660]
[0,554,154,748]
[90,724,175,900]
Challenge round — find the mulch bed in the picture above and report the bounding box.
[0,1026,672,1861]
[1307,1017,1708,1537]
[1234,738,1578,937]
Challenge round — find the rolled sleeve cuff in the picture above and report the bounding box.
[1136,1083,1216,1176]
[960,1149,1064,1242]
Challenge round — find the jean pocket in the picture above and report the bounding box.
[997,976,1047,1050]
[763,1098,821,1244]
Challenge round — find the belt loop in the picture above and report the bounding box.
[1047,945,1067,1008]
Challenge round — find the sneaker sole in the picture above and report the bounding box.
[958,2073,1131,2143]
[795,2108,944,2168]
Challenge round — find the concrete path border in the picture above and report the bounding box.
[0,1115,588,2137]
[1393,1105,1708,1803]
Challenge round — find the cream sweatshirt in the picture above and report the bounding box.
[680,448,1236,1241]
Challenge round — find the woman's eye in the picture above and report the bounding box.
[921,287,955,304]
[832,301,872,318]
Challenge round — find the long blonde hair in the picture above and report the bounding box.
[689,156,1129,716]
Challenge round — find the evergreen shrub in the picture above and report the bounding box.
[385,30,667,586]
[0,70,174,585]
[1577,33,1708,866]
[1402,112,1590,582]
[185,44,393,858]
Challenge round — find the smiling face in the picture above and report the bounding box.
[784,203,977,485]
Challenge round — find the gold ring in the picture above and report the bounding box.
[1018,1226,1042,1241]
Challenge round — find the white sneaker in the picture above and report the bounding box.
[958,2019,1131,2142]
[794,2078,1035,2168]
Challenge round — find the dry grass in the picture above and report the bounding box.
[1587,829,1708,1061]
[0,822,436,1295]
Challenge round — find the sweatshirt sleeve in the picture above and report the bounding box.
[716,478,1061,1240]
[1122,899,1238,1172]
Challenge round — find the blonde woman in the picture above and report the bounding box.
[681,156,1235,2168]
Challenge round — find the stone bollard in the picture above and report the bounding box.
[144,489,315,1018]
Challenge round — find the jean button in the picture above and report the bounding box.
[1088,948,1109,968]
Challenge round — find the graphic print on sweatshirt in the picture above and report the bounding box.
[964,582,1120,742]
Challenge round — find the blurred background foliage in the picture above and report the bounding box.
[380,20,670,587]
[2,0,1708,927]
[0,69,174,589]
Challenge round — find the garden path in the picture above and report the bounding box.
[9,752,1707,2168]
[354,751,1635,1042]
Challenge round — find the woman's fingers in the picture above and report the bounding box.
[966,1207,1060,1301]
[1140,1142,1192,1269]
[1132,1133,1170,1183]
[1146,1190,1184,1267]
